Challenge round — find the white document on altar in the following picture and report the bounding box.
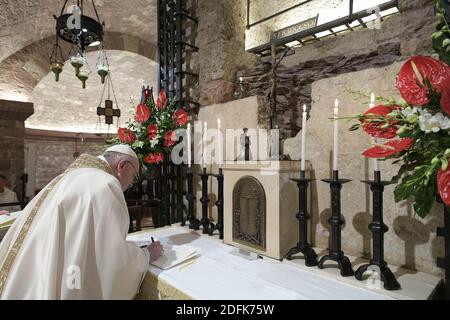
[126,232,199,270]
[151,244,198,270]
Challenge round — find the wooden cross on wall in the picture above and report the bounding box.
[97,99,121,125]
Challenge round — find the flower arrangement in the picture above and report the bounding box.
[349,54,450,218]
[116,87,188,173]
[347,1,450,218]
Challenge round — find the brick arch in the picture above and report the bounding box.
[0,32,157,102]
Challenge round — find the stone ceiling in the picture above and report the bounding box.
[0,0,158,103]
[0,0,157,62]
[26,50,158,133]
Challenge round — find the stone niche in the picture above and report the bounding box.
[223,161,311,260]
[284,60,444,276]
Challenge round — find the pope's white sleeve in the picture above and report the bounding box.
[92,180,150,299]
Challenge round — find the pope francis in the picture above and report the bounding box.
[0,145,163,299]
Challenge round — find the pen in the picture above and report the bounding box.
[140,237,155,248]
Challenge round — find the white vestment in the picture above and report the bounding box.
[0,154,149,299]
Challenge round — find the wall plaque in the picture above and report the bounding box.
[271,15,318,42]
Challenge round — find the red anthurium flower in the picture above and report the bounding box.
[156,90,168,109]
[164,130,177,147]
[135,103,151,123]
[438,166,450,206]
[147,124,158,140]
[361,105,400,139]
[117,128,136,144]
[173,108,188,126]
[440,78,450,116]
[363,123,398,139]
[397,56,450,106]
[144,152,164,164]
[362,138,414,159]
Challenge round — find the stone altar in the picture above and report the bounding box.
[222,160,311,260]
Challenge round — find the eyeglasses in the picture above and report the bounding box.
[126,161,140,180]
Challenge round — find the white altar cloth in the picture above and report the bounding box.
[127,226,393,300]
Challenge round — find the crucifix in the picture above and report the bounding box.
[97,99,121,125]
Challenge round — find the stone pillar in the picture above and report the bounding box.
[0,99,34,200]
[196,0,256,106]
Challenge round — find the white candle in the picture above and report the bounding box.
[301,104,307,171]
[203,121,207,168]
[369,92,375,108]
[369,93,380,171]
[217,119,222,165]
[187,123,192,168]
[333,99,339,171]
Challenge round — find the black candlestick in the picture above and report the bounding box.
[436,197,450,299]
[208,169,224,239]
[160,157,170,226]
[319,170,354,277]
[355,171,400,290]
[286,170,318,266]
[355,171,400,289]
[186,169,200,230]
[199,167,211,234]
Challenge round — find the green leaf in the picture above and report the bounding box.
[442,158,449,171]
[394,180,414,202]
[413,179,437,218]
[391,164,414,184]
[444,38,450,48]
[132,140,145,149]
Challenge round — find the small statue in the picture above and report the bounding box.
[237,128,251,161]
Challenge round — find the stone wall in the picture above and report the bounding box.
[232,1,436,140]
[0,99,34,200]
[25,130,107,192]
[195,0,257,107]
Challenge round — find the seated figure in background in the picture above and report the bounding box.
[0,175,20,216]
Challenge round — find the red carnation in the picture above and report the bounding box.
[173,108,188,126]
[164,130,177,147]
[397,56,450,106]
[135,103,151,123]
[362,138,414,159]
[144,152,164,164]
[361,105,400,139]
[156,90,168,109]
[147,124,158,140]
[117,128,136,144]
